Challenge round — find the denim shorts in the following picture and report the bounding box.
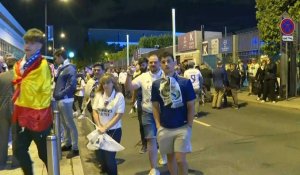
[157,124,192,154]
[142,111,157,139]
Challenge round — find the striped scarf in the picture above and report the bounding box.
[23,50,41,71]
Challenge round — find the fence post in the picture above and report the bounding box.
[47,135,60,175]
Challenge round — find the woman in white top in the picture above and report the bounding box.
[92,73,125,175]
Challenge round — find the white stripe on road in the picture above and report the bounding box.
[193,119,211,127]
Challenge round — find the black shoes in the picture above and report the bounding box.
[139,145,147,154]
[66,150,79,159]
[61,145,72,152]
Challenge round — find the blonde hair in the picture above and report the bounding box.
[97,73,121,93]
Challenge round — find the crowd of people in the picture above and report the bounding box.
[0,27,282,175]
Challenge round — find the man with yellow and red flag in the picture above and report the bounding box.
[12,28,53,175]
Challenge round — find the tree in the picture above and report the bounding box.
[138,35,175,48]
[256,0,299,57]
[109,45,138,61]
[289,1,300,21]
[76,40,120,67]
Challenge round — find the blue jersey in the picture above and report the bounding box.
[151,74,196,128]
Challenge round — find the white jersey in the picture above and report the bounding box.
[132,69,163,113]
[184,68,202,90]
[75,77,86,97]
[92,90,125,130]
[248,63,260,77]
[112,72,118,78]
[118,72,127,84]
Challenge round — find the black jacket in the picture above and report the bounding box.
[264,62,277,80]
[227,69,240,89]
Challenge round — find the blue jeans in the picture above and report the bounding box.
[57,100,79,150]
[96,128,122,175]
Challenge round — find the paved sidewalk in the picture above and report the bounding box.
[238,90,300,110]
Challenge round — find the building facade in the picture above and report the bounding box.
[0,3,25,59]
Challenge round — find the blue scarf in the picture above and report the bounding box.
[23,50,41,71]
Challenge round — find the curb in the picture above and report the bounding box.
[237,92,300,111]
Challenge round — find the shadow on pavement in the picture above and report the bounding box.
[239,102,248,108]
[116,158,125,165]
[196,111,210,118]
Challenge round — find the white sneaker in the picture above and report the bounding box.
[272,101,276,104]
[261,100,265,103]
[158,151,167,165]
[73,111,79,117]
[256,97,260,101]
[158,155,167,165]
[148,168,160,175]
[78,114,85,120]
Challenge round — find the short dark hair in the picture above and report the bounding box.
[138,57,148,65]
[23,28,44,44]
[54,49,67,59]
[93,62,105,71]
[217,61,223,66]
[159,52,174,61]
[187,61,195,69]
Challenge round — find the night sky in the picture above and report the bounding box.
[1,0,257,51]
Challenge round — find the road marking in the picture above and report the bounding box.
[193,120,211,127]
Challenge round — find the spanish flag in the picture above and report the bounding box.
[12,56,53,132]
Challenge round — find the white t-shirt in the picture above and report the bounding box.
[112,72,118,78]
[248,63,260,77]
[92,90,125,130]
[75,77,86,97]
[118,72,127,84]
[184,68,202,90]
[132,69,163,113]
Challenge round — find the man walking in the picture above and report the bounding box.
[53,49,79,158]
[12,28,53,175]
[184,61,203,117]
[212,61,228,109]
[227,63,241,109]
[131,57,148,153]
[126,54,164,175]
[118,68,127,96]
[152,52,195,175]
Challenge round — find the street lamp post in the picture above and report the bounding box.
[44,0,48,56]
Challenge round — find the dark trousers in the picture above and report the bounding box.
[13,124,51,175]
[0,117,15,166]
[96,128,122,175]
[87,101,96,124]
[73,96,83,112]
[137,102,146,147]
[120,84,126,97]
[263,79,276,101]
[257,81,264,98]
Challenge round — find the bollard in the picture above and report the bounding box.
[47,135,60,175]
[53,110,62,160]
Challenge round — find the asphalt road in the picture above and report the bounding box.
[77,98,300,175]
